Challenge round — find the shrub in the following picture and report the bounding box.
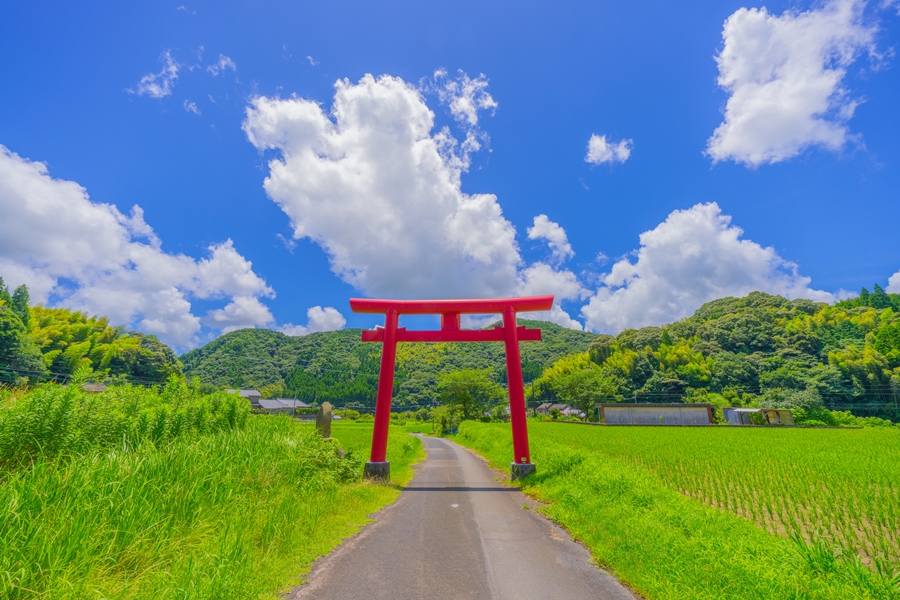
[0,379,249,470]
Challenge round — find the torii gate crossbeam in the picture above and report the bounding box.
[350,296,553,481]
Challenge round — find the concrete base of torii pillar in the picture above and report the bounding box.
[510,462,536,481]
[364,461,390,481]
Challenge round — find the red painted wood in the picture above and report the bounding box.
[360,326,542,343]
[349,296,553,315]
[370,308,398,463]
[440,313,461,331]
[503,307,531,464]
[350,296,551,470]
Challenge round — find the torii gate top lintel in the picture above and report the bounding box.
[349,295,554,315]
[349,295,553,476]
[350,296,553,344]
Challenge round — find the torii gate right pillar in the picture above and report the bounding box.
[503,306,535,479]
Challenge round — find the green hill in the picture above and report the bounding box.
[0,279,181,385]
[535,287,900,422]
[181,320,598,406]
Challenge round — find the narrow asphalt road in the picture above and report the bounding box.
[287,435,636,600]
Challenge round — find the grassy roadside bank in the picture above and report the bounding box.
[456,421,899,600]
[0,383,422,599]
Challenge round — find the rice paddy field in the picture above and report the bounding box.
[0,383,423,599]
[457,421,900,600]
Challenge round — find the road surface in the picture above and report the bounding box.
[287,435,637,600]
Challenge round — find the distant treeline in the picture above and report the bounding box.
[534,288,900,422]
[0,279,182,385]
[180,320,597,406]
[6,272,900,422]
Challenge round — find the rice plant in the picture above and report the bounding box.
[458,421,900,599]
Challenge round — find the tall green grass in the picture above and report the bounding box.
[457,421,900,600]
[0,383,422,599]
[0,380,248,471]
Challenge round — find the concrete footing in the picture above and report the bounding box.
[510,462,536,481]
[364,461,390,481]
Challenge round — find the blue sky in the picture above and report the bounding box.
[1,0,899,350]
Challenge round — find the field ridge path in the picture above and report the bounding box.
[286,434,637,600]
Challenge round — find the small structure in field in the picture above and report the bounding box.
[723,407,794,426]
[227,389,262,408]
[596,403,714,425]
[258,398,309,414]
[536,403,583,417]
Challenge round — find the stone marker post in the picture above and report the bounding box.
[316,401,333,438]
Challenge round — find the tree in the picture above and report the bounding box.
[0,305,45,383]
[552,367,618,420]
[588,334,615,365]
[10,285,30,327]
[106,332,183,383]
[871,284,892,309]
[437,368,505,422]
[0,277,11,307]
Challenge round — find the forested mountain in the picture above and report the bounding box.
[181,320,598,406]
[0,280,182,384]
[535,287,900,422]
[6,270,899,424]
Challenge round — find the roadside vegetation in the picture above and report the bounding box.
[457,421,900,599]
[534,289,900,423]
[0,279,182,385]
[0,381,422,599]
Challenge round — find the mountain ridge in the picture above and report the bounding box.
[181,319,598,405]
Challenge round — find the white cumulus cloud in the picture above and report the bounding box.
[887,270,900,293]
[517,263,588,330]
[527,214,574,264]
[280,306,347,336]
[207,54,236,76]
[130,51,181,98]
[581,202,833,333]
[706,0,877,166]
[243,73,582,329]
[585,134,633,165]
[204,296,274,333]
[0,144,274,348]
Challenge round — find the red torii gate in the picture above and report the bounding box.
[350,295,553,481]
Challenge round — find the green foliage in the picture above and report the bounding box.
[182,319,597,408]
[437,368,505,421]
[0,380,248,470]
[0,416,422,599]
[536,290,900,422]
[546,365,617,419]
[28,304,183,382]
[0,281,182,384]
[458,422,900,599]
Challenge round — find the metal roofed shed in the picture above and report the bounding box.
[596,403,714,425]
[536,403,583,417]
[257,398,310,414]
[723,408,794,426]
[227,389,262,408]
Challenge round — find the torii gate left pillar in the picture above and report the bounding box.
[350,296,553,482]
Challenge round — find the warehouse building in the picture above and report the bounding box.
[723,407,794,425]
[596,403,715,425]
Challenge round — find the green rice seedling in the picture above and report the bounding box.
[792,533,839,576]
[457,421,900,599]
